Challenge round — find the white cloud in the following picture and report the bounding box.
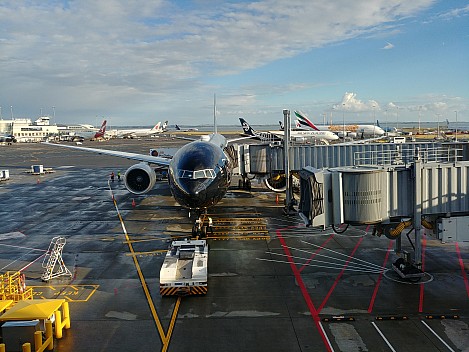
[333,92,380,112]
[382,42,394,49]
[0,0,437,123]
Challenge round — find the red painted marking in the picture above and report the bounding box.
[368,240,393,313]
[318,237,364,313]
[455,242,469,299]
[418,234,427,313]
[276,230,332,352]
[19,252,47,272]
[299,234,335,273]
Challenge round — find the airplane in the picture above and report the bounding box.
[93,120,108,139]
[0,133,16,144]
[376,120,398,134]
[175,124,199,132]
[44,127,246,216]
[239,117,339,144]
[59,120,108,141]
[111,121,167,139]
[294,110,385,138]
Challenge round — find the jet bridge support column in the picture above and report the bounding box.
[283,109,295,215]
[413,157,423,267]
[392,153,425,280]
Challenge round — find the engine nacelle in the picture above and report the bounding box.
[124,163,157,195]
[294,137,307,143]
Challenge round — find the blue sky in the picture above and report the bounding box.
[0,0,467,126]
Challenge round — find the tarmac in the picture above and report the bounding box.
[0,137,468,351]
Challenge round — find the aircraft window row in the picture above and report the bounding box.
[178,169,216,179]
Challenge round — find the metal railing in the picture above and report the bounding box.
[354,146,463,167]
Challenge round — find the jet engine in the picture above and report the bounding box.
[264,173,286,192]
[124,162,157,195]
[263,173,300,193]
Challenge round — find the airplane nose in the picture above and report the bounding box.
[178,179,207,195]
[175,178,209,208]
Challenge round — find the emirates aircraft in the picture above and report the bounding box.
[294,110,385,138]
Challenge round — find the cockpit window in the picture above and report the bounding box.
[178,169,215,179]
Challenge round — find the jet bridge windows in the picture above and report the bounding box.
[178,169,216,179]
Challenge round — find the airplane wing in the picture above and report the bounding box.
[341,136,385,145]
[42,142,171,166]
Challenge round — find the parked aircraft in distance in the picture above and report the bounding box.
[44,126,247,216]
[239,117,339,144]
[59,120,107,142]
[0,133,16,144]
[376,120,398,134]
[294,110,385,138]
[111,121,167,139]
[175,124,199,132]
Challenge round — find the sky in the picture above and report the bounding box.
[0,0,468,127]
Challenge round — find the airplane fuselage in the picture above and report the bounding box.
[270,129,339,141]
[168,135,232,210]
[315,124,385,137]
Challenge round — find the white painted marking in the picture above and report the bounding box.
[421,320,456,352]
[0,232,26,240]
[319,321,335,352]
[371,322,396,352]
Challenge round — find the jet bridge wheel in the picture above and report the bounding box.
[392,258,423,283]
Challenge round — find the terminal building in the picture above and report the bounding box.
[0,116,59,142]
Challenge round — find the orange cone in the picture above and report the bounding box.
[132,199,136,207]
[276,194,279,204]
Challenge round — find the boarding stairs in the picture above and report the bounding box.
[41,236,73,281]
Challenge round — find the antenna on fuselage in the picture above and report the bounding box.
[213,93,217,134]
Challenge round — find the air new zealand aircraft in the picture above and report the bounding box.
[44,125,244,215]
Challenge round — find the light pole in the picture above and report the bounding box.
[52,106,56,125]
[342,103,345,143]
[418,106,422,134]
[10,106,13,119]
[454,110,458,142]
[372,105,376,138]
[436,113,441,138]
[396,106,399,131]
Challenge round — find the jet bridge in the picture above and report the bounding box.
[236,140,469,280]
[236,141,469,192]
[297,145,469,280]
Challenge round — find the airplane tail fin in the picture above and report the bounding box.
[162,121,168,130]
[175,124,181,131]
[295,120,301,129]
[376,120,381,127]
[239,117,256,136]
[99,120,107,133]
[294,110,319,131]
[279,121,284,130]
[95,120,107,138]
[152,122,162,131]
